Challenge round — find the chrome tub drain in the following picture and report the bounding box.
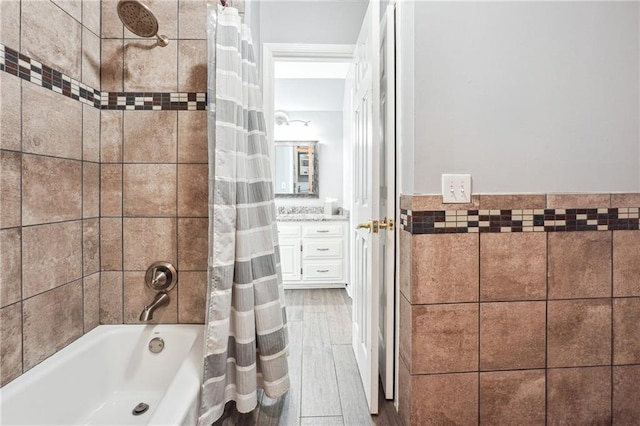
[132,402,149,416]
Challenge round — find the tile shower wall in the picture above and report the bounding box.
[0,0,211,387]
[98,0,209,326]
[398,193,640,425]
[0,0,101,386]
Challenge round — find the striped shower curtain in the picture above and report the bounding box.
[198,5,290,425]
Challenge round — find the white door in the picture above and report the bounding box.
[351,0,381,414]
[378,3,396,400]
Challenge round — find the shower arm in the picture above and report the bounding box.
[155,34,169,47]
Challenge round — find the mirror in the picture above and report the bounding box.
[274,141,319,198]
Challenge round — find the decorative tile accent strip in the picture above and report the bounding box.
[400,208,640,234]
[1,43,101,108]
[99,92,206,111]
[0,43,207,111]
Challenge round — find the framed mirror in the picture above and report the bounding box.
[274,141,319,198]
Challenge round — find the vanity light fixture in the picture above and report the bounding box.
[275,111,310,126]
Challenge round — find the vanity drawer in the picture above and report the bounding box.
[303,261,343,281]
[277,224,301,237]
[303,224,343,237]
[303,240,343,259]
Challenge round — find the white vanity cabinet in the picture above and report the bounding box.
[277,221,348,289]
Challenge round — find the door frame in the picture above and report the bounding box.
[379,2,397,401]
[262,33,400,411]
[392,0,412,411]
[262,43,355,179]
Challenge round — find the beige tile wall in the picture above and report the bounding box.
[0,0,101,386]
[98,0,209,326]
[399,193,640,425]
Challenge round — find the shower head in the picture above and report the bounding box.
[117,0,169,47]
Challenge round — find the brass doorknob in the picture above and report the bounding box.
[357,220,379,233]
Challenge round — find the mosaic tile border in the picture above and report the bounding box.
[400,208,640,234]
[1,44,101,108]
[0,43,206,111]
[99,92,206,110]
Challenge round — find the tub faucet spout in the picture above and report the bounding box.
[139,291,169,322]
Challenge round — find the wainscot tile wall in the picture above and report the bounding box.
[0,0,211,387]
[399,193,640,425]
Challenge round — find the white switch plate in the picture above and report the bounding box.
[442,174,472,204]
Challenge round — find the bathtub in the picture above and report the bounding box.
[0,325,204,425]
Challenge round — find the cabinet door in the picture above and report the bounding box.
[279,239,301,281]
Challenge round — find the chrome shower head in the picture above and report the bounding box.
[117,0,169,47]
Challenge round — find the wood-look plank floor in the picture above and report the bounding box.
[212,288,401,426]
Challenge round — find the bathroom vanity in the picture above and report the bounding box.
[277,214,349,289]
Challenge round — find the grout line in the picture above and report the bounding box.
[419,364,620,376]
[18,217,92,230]
[329,321,346,421]
[98,95,102,326]
[120,106,125,325]
[403,296,621,307]
[19,69,24,377]
[610,228,614,424]
[176,0,180,93]
[19,151,85,164]
[544,191,548,411]
[19,277,86,304]
[477,232,481,425]
[49,1,84,31]
[120,28,125,91]
[175,111,180,323]
[80,1,84,93]
[81,101,85,335]
[545,228,549,426]
[298,298,306,425]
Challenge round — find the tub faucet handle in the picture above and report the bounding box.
[150,267,167,287]
[145,262,176,291]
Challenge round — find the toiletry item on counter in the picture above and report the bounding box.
[324,197,338,217]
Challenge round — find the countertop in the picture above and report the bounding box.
[277,214,349,222]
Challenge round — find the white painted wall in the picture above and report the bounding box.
[274,111,345,206]
[275,79,345,111]
[245,0,262,79]
[402,1,640,194]
[259,0,367,45]
[396,0,415,196]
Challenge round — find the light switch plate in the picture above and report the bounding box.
[442,174,472,204]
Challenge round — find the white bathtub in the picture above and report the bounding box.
[0,325,204,426]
